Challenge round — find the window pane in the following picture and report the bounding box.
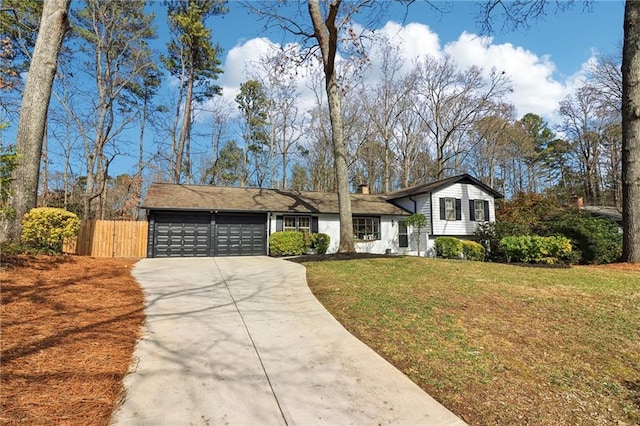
[445,198,456,220]
[284,216,296,231]
[298,216,310,233]
[475,200,485,222]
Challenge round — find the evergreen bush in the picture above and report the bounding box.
[462,240,485,261]
[434,237,463,259]
[269,231,305,256]
[21,207,80,254]
[312,233,330,254]
[499,235,572,264]
[548,212,622,264]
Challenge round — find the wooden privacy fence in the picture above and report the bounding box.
[64,220,148,258]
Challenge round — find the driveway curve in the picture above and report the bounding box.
[111,256,466,426]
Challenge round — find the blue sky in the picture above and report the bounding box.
[5,1,626,181]
[186,0,624,122]
[204,1,624,77]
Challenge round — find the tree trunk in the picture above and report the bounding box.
[3,0,70,242]
[622,0,640,263]
[308,0,354,252]
[175,64,194,184]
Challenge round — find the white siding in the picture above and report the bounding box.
[432,183,495,236]
[268,213,407,254]
[391,194,432,234]
[317,214,340,253]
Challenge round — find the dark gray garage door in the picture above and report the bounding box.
[215,214,266,256]
[153,212,211,258]
[150,211,266,257]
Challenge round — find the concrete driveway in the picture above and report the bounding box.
[111,256,466,426]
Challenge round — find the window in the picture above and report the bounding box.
[474,200,485,222]
[445,198,456,220]
[469,199,490,222]
[353,217,380,240]
[282,215,312,233]
[440,197,461,221]
[398,220,408,248]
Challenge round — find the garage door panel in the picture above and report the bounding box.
[214,214,266,257]
[153,212,211,258]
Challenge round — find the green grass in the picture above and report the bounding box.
[302,257,640,425]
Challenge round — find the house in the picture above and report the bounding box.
[140,174,502,258]
[582,205,623,227]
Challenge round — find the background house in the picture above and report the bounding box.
[141,174,502,257]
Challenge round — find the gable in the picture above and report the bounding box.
[386,174,503,201]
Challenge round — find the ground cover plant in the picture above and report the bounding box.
[1,255,144,425]
[301,256,640,425]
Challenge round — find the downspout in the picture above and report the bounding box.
[266,212,271,256]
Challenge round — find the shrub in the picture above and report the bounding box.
[21,207,80,254]
[311,233,330,254]
[499,235,573,264]
[487,196,622,264]
[269,231,305,256]
[462,240,485,261]
[548,212,622,264]
[434,237,463,259]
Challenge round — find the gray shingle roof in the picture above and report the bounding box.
[142,183,410,215]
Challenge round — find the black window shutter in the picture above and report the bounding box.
[469,199,476,221]
[455,198,462,220]
[311,216,319,233]
[484,200,490,221]
[439,198,446,220]
[276,216,283,231]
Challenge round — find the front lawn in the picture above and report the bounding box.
[301,257,640,425]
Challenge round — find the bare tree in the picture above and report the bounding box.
[306,0,356,251]
[70,0,156,219]
[3,0,70,242]
[412,55,511,179]
[251,50,306,189]
[558,85,610,204]
[363,38,408,192]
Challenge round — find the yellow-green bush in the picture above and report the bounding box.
[462,240,485,261]
[499,235,573,264]
[21,207,80,254]
[269,231,306,256]
[434,237,463,259]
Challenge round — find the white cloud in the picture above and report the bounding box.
[373,21,441,63]
[443,32,568,121]
[218,22,591,127]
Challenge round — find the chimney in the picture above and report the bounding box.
[570,193,584,209]
[357,184,370,195]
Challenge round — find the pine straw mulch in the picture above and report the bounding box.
[1,254,144,426]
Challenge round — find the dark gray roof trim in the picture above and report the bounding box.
[385,174,503,200]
